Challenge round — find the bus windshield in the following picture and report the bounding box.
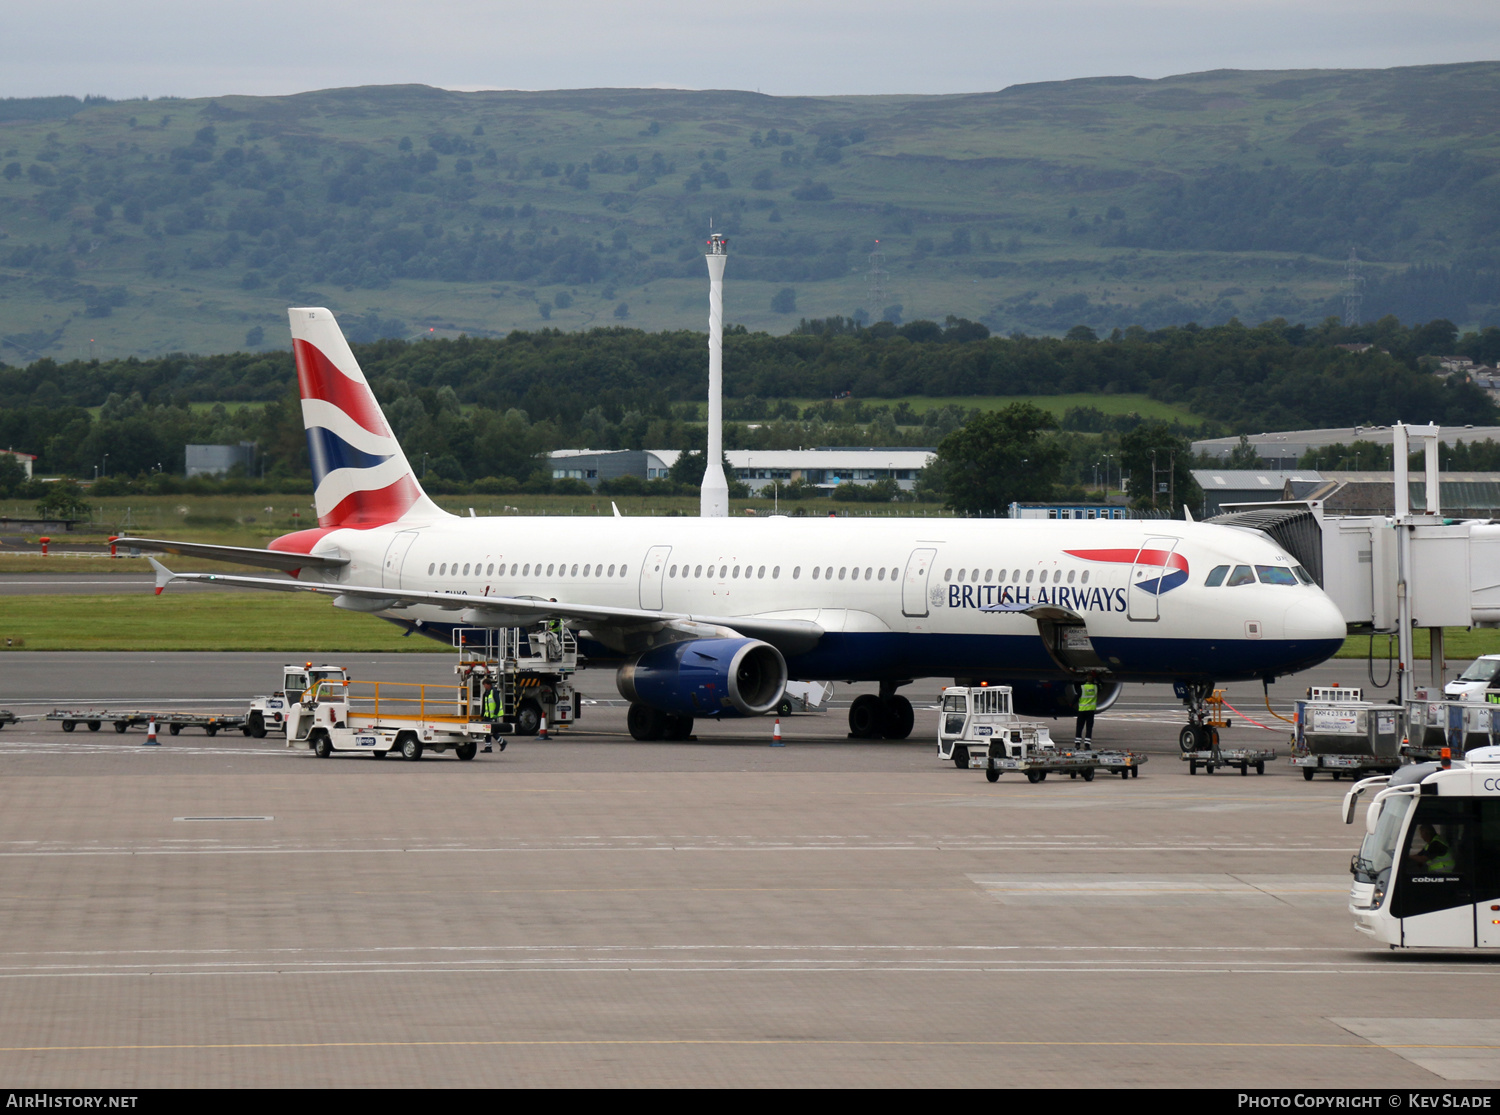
[1354,792,1415,892]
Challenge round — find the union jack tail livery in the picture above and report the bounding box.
[288,308,443,530]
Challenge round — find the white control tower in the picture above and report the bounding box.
[701,231,730,518]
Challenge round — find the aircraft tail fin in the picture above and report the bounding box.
[286,307,444,531]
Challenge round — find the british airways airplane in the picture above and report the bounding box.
[127,308,1347,742]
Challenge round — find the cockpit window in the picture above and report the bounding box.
[1292,565,1315,585]
[1205,565,1229,587]
[1226,565,1256,587]
[1256,565,1298,586]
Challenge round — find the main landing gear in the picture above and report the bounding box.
[847,681,915,740]
[627,703,695,742]
[1175,681,1218,752]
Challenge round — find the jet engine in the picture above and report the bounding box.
[616,637,787,718]
[998,678,1123,719]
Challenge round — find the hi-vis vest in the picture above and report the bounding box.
[1078,682,1098,713]
[482,689,500,719]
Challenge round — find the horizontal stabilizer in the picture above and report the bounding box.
[115,537,349,573]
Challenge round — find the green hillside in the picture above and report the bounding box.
[2,65,1500,362]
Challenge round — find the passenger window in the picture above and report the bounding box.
[733,566,741,578]
[891,568,899,581]
[669,565,677,577]
[792,566,799,579]
[944,568,953,581]
[463,563,470,576]
[865,567,872,580]
[1013,569,1021,582]
[439,563,447,575]
[1257,565,1297,586]
[1053,570,1061,583]
[759,566,766,578]
[878,568,886,581]
[838,567,846,580]
[1205,565,1229,587]
[608,564,615,577]
[825,567,833,580]
[583,565,591,577]
[522,564,530,576]
[972,569,980,583]
[487,563,494,576]
[571,564,579,577]
[620,565,627,576]
[510,564,518,575]
[1066,570,1075,583]
[1025,569,1034,583]
[428,563,435,575]
[1080,570,1088,584]
[984,568,993,581]
[957,569,965,583]
[720,565,728,578]
[773,566,781,578]
[546,564,555,576]
[813,567,821,580]
[1226,565,1255,586]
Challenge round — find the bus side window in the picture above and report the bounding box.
[1479,800,1500,908]
[1392,798,1473,919]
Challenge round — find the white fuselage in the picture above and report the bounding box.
[290,513,1347,684]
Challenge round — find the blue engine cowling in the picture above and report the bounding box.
[616,638,787,718]
[995,679,1123,718]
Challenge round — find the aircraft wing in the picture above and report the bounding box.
[116,536,349,573]
[146,560,824,656]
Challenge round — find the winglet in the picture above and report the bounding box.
[612,502,622,518]
[1183,504,1195,523]
[145,556,175,595]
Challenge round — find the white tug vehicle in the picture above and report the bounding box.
[246,664,349,738]
[1342,746,1500,949]
[937,683,1144,784]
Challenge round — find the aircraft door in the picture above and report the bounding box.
[382,530,421,589]
[902,548,937,618]
[639,545,672,610]
[1128,537,1180,622]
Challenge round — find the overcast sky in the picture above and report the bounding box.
[5,1,1499,100]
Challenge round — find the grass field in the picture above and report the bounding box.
[0,593,446,652]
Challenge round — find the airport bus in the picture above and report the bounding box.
[1342,747,1500,949]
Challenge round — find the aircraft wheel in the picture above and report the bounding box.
[776,699,793,716]
[848,694,887,739]
[1178,725,1199,753]
[399,732,423,761]
[663,713,694,741]
[455,742,477,761]
[62,721,75,732]
[985,767,1000,783]
[952,745,969,769]
[311,730,333,759]
[627,703,666,741]
[881,695,915,740]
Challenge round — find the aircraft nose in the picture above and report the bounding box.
[1283,593,1347,642]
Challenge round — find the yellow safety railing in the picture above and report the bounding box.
[343,680,474,725]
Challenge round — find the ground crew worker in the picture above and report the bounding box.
[1410,824,1455,873]
[480,676,506,753]
[1075,674,1099,749]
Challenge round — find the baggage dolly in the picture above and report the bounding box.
[1182,743,1278,775]
[46,708,248,736]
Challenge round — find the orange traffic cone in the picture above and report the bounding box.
[539,715,548,740]
[772,718,783,746]
[144,719,160,746]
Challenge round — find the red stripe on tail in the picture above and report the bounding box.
[292,339,391,437]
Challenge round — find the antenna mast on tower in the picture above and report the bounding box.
[867,240,888,319]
